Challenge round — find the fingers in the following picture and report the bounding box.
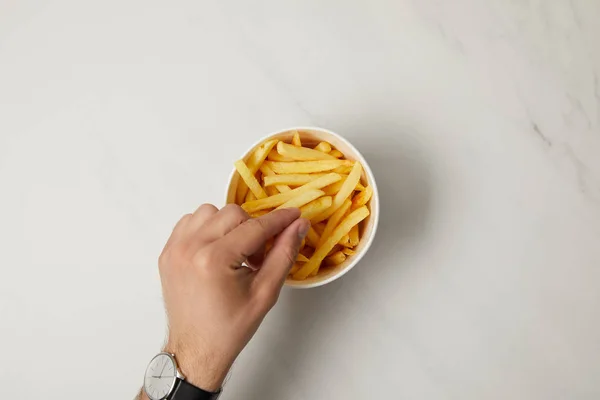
[198,204,250,243]
[186,204,218,233]
[255,218,310,291]
[163,213,193,251]
[216,208,301,266]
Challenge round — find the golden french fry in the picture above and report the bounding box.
[289,263,301,275]
[349,224,359,246]
[325,251,346,266]
[276,141,337,161]
[234,159,268,200]
[259,164,292,193]
[299,237,305,250]
[296,253,310,263]
[264,160,351,174]
[267,149,294,162]
[241,173,341,213]
[245,190,256,203]
[356,182,366,191]
[312,162,363,223]
[276,189,324,210]
[293,206,369,279]
[338,234,350,246]
[329,149,343,158]
[314,141,332,153]
[342,248,356,256]
[309,268,318,277]
[263,173,328,187]
[299,196,332,220]
[333,164,354,174]
[318,199,352,247]
[312,222,326,236]
[264,184,278,197]
[249,210,270,218]
[322,179,346,196]
[327,245,342,257]
[352,185,373,209]
[305,226,320,248]
[236,139,278,204]
[292,131,302,146]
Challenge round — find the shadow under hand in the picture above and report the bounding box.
[238,120,434,400]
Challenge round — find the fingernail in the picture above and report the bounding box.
[297,219,309,239]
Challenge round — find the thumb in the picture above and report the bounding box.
[255,218,310,292]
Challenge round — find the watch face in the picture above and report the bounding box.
[144,353,177,400]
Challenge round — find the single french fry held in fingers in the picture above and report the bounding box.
[299,196,332,220]
[312,161,363,223]
[264,160,352,174]
[293,206,370,280]
[325,251,346,266]
[277,141,336,161]
[236,139,277,204]
[292,131,302,146]
[241,173,341,213]
[259,164,292,193]
[314,141,332,153]
[329,149,343,158]
[234,159,268,200]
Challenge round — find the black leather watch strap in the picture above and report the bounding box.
[171,378,220,400]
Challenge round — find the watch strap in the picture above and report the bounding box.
[171,378,220,400]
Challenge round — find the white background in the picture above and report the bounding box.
[1,1,600,399]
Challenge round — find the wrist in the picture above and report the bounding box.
[164,339,231,392]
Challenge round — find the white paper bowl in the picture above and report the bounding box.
[226,127,379,289]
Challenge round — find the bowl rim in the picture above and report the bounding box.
[225,126,380,289]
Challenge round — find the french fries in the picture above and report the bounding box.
[263,173,330,187]
[329,149,343,158]
[276,189,325,210]
[234,159,268,200]
[241,173,341,213]
[277,141,336,161]
[265,159,351,174]
[325,251,346,266]
[232,131,373,281]
[314,141,332,153]
[259,164,292,194]
[299,196,332,220]
[236,139,278,203]
[293,206,370,279]
[312,161,362,223]
[292,130,302,147]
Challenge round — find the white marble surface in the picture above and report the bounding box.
[1,0,600,399]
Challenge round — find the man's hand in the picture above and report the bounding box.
[158,205,309,392]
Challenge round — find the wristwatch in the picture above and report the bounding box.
[143,352,221,400]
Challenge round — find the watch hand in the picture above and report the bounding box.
[158,358,168,377]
